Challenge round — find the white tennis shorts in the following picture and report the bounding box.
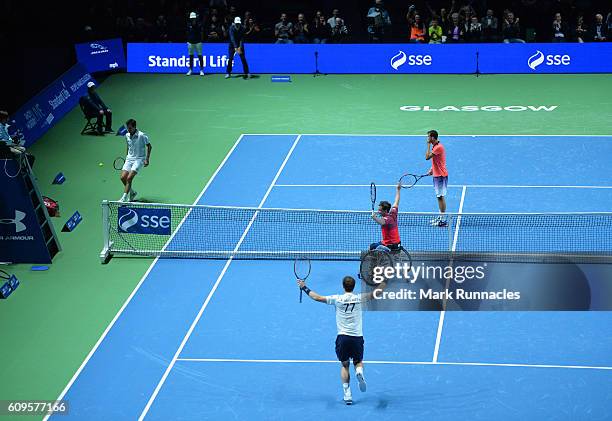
[122,158,144,173]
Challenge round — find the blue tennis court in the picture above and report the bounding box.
[49,134,612,420]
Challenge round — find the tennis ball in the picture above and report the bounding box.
[99,162,104,167]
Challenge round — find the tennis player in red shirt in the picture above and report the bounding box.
[370,183,402,251]
[425,130,448,227]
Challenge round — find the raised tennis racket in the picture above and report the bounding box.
[294,256,311,303]
[370,182,377,211]
[359,250,394,287]
[113,157,125,171]
[399,173,430,189]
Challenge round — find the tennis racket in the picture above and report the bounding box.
[399,173,430,189]
[359,250,393,287]
[370,182,377,211]
[113,157,125,171]
[294,256,311,303]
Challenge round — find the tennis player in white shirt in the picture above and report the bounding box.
[119,119,152,202]
[298,276,386,405]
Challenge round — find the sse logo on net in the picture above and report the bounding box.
[527,50,571,70]
[118,207,171,235]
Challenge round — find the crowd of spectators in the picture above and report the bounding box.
[73,1,611,45]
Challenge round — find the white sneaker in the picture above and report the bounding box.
[356,372,367,392]
[199,70,204,76]
[343,387,353,405]
[119,194,129,203]
[430,216,441,226]
[129,190,137,201]
[186,69,192,76]
[224,74,230,79]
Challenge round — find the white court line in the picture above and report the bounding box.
[43,134,248,421]
[174,358,612,371]
[275,184,612,189]
[433,185,467,364]
[139,135,302,420]
[243,133,612,137]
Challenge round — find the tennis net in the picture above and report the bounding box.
[100,201,612,263]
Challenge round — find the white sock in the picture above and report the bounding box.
[343,383,350,390]
[356,367,363,375]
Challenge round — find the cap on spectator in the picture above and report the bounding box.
[87,81,96,88]
[234,17,241,24]
[189,12,197,19]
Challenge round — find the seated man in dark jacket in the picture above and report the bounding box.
[80,81,112,134]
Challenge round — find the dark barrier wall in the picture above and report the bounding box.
[128,43,612,75]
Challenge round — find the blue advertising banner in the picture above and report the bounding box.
[128,43,478,74]
[75,38,126,73]
[0,159,52,263]
[11,63,94,147]
[477,43,612,74]
[127,42,612,75]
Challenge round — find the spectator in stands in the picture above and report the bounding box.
[294,13,310,43]
[116,10,135,42]
[502,12,525,43]
[446,13,463,42]
[481,9,498,42]
[209,0,227,12]
[81,82,112,135]
[367,0,392,42]
[552,13,569,42]
[574,15,587,42]
[206,14,226,42]
[275,13,294,44]
[439,7,450,32]
[409,14,427,43]
[133,17,150,42]
[465,15,482,42]
[312,14,332,44]
[153,15,169,42]
[226,17,251,79]
[243,11,252,26]
[313,10,323,28]
[590,14,607,41]
[331,18,349,43]
[328,9,340,29]
[245,16,261,42]
[428,18,443,43]
[459,4,476,23]
[186,12,205,76]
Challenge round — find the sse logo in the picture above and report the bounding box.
[118,207,171,235]
[527,50,571,70]
[390,51,432,70]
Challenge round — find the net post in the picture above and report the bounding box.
[100,200,112,263]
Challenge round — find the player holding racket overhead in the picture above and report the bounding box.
[425,130,448,227]
[119,119,152,202]
[297,276,387,405]
[370,182,402,252]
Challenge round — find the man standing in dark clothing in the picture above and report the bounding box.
[81,81,112,134]
[226,17,251,79]
[186,11,205,75]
